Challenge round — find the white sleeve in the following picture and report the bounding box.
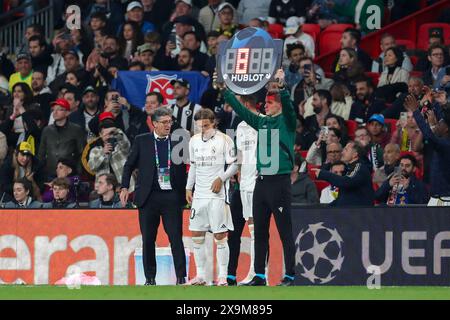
[219,162,239,182]
[186,162,196,190]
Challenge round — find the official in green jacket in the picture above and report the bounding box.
[221,69,297,286]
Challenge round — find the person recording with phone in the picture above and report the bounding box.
[375,154,429,205]
[88,89,148,142]
[88,113,135,193]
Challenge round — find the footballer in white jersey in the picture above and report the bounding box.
[185,108,238,286]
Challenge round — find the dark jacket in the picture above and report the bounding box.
[413,107,450,197]
[38,121,86,178]
[375,175,429,204]
[0,109,43,150]
[382,92,409,120]
[319,159,374,206]
[89,193,123,209]
[31,50,54,71]
[32,88,55,124]
[4,199,43,209]
[69,105,100,134]
[291,173,319,204]
[349,97,386,123]
[42,200,77,209]
[121,132,188,208]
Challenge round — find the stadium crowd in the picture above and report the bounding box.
[0,0,448,209]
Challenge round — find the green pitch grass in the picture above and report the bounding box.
[0,286,449,300]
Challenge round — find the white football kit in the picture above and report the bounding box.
[187,130,237,233]
[236,121,258,220]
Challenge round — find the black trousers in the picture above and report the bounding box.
[138,191,186,280]
[227,188,245,277]
[253,175,296,276]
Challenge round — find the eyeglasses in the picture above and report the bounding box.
[355,133,368,138]
[157,120,173,125]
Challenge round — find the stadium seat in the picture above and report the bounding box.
[365,72,380,87]
[314,180,330,195]
[410,71,423,78]
[417,23,450,50]
[267,23,284,39]
[410,55,419,68]
[322,24,354,33]
[307,164,321,180]
[346,120,358,140]
[302,24,321,41]
[300,150,308,159]
[395,39,416,50]
[319,31,342,55]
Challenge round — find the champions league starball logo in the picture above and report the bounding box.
[217,27,283,95]
[295,223,345,284]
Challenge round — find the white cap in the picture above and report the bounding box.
[218,2,235,12]
[176,0,192,6]
[127,1,143,12]
[284,16,304,35]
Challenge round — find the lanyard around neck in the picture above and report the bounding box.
[154,138,171,169]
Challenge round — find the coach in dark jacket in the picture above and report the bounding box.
[120,107,188,286]
[314,141,374,206]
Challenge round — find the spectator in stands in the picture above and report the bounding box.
[306,127,342,167]
[84,0,124,29]
[88,114,134,192]
[9,53,33,92]
[237,0,271,25]
[350,76,386,123]
[182,31,209,72]
[30,69,53,124]
[174,48,195,71]
[283,16,316,60]
[49,50,90,94]
[367,114,390,148]
[383,77,424,120]
[284,43,306,90]
[325,114,349,145]
[313,141,374,206]
[89,173,123,208]
[415,30,450,73]
[304,89,334,138]
[119,21,145,61]
[29,35,53,72]
[354,125,384,171]
[118,1,155,36]
[204,31,223,76]
[373,143,401,186]
[136,43,158,71]
[170,79,203,135]
[65,71,81,89]
[376,47,409,103]
[144,92,164,131]
[333,28,372,72]
[88,90,148,142]
[375,154,429,205]
[69,86,100,139]
[0,142,44,202]
[42,177,77,209]
[405,94,450,206]
[15,23,45,56]
[3,178,42,209]
[198,0,222,32]
[38,98,86,179]
[295,116,316,151]
[320,161,345,204]
[268,0,310,25]
[371,33,413,73]
[333,48,365,91]
[291,154,319,204]
[329,82,353,120]
[422,44,447,88]
[436,65,450,94]
[293,57,333,116]
[70,26,94,66]
[47,30,78,84]
[0,44,15,80]
[88,12,108,40]
[215,2,239,38]
[42,158,80,204]
[390,111,423,152]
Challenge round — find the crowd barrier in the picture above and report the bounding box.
[0,207,449,286]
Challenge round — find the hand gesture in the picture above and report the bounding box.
[103,143,113,155]
[120,188,129,207]
[433,90,447,105]
[404,94,419,112]
[210,177,223,194]
[274,69,285,87]
[186,189,193,205]
[389,174,401,187]
[441,75,450,86]
[118,96,129,110]
[212,71,225,91]
[426,109,438,127]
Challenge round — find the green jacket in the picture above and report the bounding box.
[333,0,384,34]
[224,89,296,176]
